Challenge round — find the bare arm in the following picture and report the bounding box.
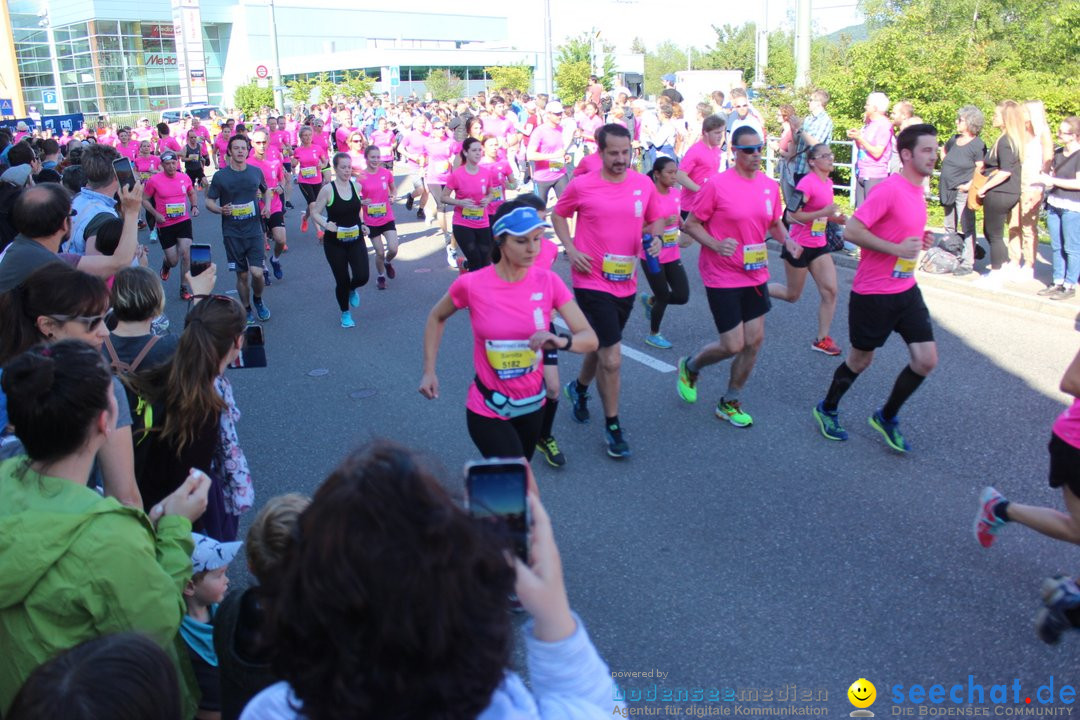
[418,293,459,399]
[309,184,335,231]
[675,170,700,193]
[97,425,143,508]
[843,216,920,258]
[682,213,723,254]
[1061,347,1080,398]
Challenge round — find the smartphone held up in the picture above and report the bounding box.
[465,458,530,563]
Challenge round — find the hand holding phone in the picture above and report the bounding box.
[465,458,530,563]
[113,157,136,190]
[512,488,576,643]
[189,243,212,277]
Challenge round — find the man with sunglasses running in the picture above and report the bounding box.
[677,127,798,428]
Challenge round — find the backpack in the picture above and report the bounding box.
[0,181,23,251]
[919,246,961,274]
[103,334,163,449]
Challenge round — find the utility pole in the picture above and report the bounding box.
[794,0,811,87]
[543,0,554,95]
[753,1,768,88]
[268,0,284,111]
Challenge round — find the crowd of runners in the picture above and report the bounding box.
[0,74,1079,717]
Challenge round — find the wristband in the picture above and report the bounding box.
[559,333,573,352]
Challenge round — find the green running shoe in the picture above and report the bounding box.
[715,399,753,427]
[869,409,910,452]
[677,356,698,404]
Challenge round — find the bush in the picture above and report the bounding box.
[485,65,533,94]
[425,69,464,102]
[234,80,275,117]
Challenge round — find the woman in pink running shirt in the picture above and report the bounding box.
[419,203,597,460]
[115,128,140,161]
[358,144,399,290]
[580,102,603,154]
[134,141,163,239]
[480,135,516,219]
[443,138,495,272]
[294,126,329,237]
[423,121,456,250]
[345,132,368,177]
[636,157,689,350]
[370,117,395,168]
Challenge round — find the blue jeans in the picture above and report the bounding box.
[1046,205,1080,286]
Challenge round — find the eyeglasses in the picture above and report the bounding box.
[811,153,834,161]
[48,312,108,332]
[733,144,763,154]
[252,140,267,144]
[734,104,749,109]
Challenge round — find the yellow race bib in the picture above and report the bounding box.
[229,202,256,219]
[367,202,387,219]
[892,256,917,279]
[300,165,318,179]
[462,205,486,220]
[549,160,564,171]
[491,186,504,201]
[485,340,539,380]
[165,202,186,219]
[811,218,827,238]
[602,253,636,282]
[742,242,768,271]
[661,225,680,248]
[337,225,360,241]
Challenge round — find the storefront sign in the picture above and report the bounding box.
[171,0,208,104]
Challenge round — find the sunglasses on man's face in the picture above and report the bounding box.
[733,144,763,155]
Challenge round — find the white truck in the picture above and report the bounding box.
[673,70,745,107]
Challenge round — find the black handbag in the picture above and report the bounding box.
[825,221,846,253]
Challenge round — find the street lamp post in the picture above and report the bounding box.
[267,0,284,111]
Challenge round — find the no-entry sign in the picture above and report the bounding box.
[256,65,269,79]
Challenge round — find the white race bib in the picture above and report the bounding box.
[165,202,186,219]
[300,165,318,179]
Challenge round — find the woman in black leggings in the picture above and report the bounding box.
[310,152,370,328]
[639,157,690,349]
[975,101,1024,286]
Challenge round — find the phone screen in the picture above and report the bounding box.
[465,460,529,563]
[189,243,211,277]
[113,157,135,189]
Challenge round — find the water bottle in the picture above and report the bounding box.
[642,234,661,274]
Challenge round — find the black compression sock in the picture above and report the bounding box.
[993,500,1010,522]
[541,399,558,439]
[822,363,860,412]
[882,366,926,421]
[575,380,589,395]
[606,415,620,430]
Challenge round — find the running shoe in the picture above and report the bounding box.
[405,195,414,211]
[138,219,147,230]
[715,399,753,427]
[813,401,848,441]
[563,380,590,424]
[536,436,567,468]
[148,228,158,244]
[271,257,283,280]
[811,336,842,356]
[341,311,356,328]
[300,215,309,233]
[605,423,631,459]
[316,230,324,241]
[179,284,193,301]
[1042,574,1080,611]
[246,309,257,326]
[159,260,171,282]
[676,356,698,404]
[640,293,654,323]
[253,300,271,322]
[349,289,360,308]
[285,200,294,209]
[446,245,457,268]
[263,267,272,286]
[869,410,910,452]
[417,208,426,220]
[645,333,672,349]
[385,261,396,279]
[377,276,386,290]
[973,486,1008,548]
[1035,606,1072,646]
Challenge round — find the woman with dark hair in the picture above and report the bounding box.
[1036,116,1080,300]
[0,341,208,717]
[442,137,496,271]
[939,105,986,275]
[638,156,690,350]
[241,442,623,719]
[309,152,370,328]
[129,293,253,541]
[420,203,596,460]
[357,143,399,290]
[294,126,328,237]
[7,633,183,720]
[767,143,846,356]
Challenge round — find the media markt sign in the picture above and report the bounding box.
[145,54,178,66]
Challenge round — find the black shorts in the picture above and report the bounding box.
[283,161,293,172]
[1049,433,1080,497]
[265,211,285,230]
[781,243,832,269]
[184,163,205,183]
[299,182,321,204]
[680,209,691,222]
[223,234,265,273]
[574,287,634,348]
[848,286,934,351]
[157,219,192,250]
[705,284,771,336]
[367,221,396,239]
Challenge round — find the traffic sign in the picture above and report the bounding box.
[256,64,269,79]
[389,66,400,87]
[0,99,13,116]
[42,90,58,109]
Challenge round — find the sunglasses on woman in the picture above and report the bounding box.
[48,312,108,332]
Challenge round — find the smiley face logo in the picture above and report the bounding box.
[848,678,876,709]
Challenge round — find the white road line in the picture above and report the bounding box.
[553,318,676,373]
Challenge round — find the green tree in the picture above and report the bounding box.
[556,31,615,89]
[286,76,315,107]
[644,41,688,97]
[337,70,376,99]
[424,69,464,102]
[484,64,533,93]
[630,36,648,54]
[233,80,274,118]
[700,23,755,80]
[554,60,592,105]
[314,72,337,104]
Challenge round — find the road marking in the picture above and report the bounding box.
[553,318,676,373]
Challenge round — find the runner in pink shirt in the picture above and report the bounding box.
[572,150,602,177]
[423,121,456,261]
[527,102,570,205]
[419,203,597,460]
[370,118,394,167]
[134,141,163,241]
[443,138,495,272]
[115,129,140,161]
[483,95,520,164]
[270,115,295,210]
[142,150,199,299]
[250,130,289,281]
[357,145,399,290]
[813,123,939,451]
[399,116,430,220]
[214,119,235,169]
[156,123,182,155]
[480,136,516,218]
[344,131,368,177]
[637,157,689,350]
[579,102,604,154]
[294,126,329,237]
[678,125,794,430]
[767,144,847,357]
[553,123,664,459]
[676,114,726,216]
[310,119,332,164]
[133,117,158,146]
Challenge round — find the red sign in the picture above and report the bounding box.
[256,65,269,79]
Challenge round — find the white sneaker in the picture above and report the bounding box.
[974,270,1004,289]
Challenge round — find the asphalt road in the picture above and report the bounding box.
[153,174,1080,715]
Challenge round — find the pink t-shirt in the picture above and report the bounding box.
[856,117,894,179]
[116,141,140,161]
[269,130,291,153]
[249,156,285,214]
[573,152,602,177]
[483,115,515,141]
[370,130,394,162]
[133,127,157,144]
[579,115,603,145]
[357,167,395,226]
[640,186,682,264]
[294,144,327,184]
[554,169,663,297]
[680,140,724,213]
[334,126,357,152]
[850,173,927,295]
[159,136,182,154]
[692,169,782,289]
[448,265,573,419]
[133,155,161,181]
[143,171,193,227]
[480,157,513,215]
[347,150,368,176]
[528,124,567,182]
[401,130,429,172]
[538,237,559,270]
[214,133,232,159]
[445,165,492,229]
[192,126,212,143]
[789,172,834,249]
[423,137,454,185]
[311,131,331,155]
[1053,398,1080,449]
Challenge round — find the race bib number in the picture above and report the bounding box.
[661,225,680,248]
[165,202,186,219]
[337,225,360,242]
[491,186,504,202]
[300,165,318,179]
[485,340,539,380]
[139,171,151,181]
[892,256,917,279]
[742,243,768,271]
[602,253,636,282]
[549,160,564,171]
[367,202,387,219]
[462,205,485,220]
[811,218,827,238]
[229,202,256,219]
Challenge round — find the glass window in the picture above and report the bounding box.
[97,34,121,52]
[67,23,88,40]
[70,39,91,54]
[120,21,140,36]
